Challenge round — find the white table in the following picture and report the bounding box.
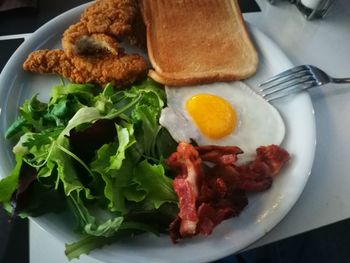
[30,0,350,262]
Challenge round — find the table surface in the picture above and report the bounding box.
[1,0,350,262]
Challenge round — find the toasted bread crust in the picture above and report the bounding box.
[140,0,258,86]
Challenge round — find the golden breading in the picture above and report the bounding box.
[23,49,87,84]
[62,22,120,57]
[70,53,148,86]
[23,49,147,87]
[80,0,137,39]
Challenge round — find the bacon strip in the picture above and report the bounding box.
[167,142,290,243]
[196,145,243,166]
[255,145,290,176]
[166,142,203,238]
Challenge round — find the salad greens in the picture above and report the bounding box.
[0,79,179,260]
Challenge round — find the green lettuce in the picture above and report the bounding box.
[0,78,178,260]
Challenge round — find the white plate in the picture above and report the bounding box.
[0,4,316,263]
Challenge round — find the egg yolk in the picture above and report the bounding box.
[186,93,237,139]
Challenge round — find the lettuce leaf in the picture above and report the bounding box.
[134,160,177,210]
[0,155,23,213]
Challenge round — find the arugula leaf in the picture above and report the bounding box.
[13,129,62,170]
[65,221,159,260]
[68,192,125,238]
[5,83,100,139]
[65,234,123,260]
[84,217,124,237]
[5,116,27,139]
[5,96,47,139]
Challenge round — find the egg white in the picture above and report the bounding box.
[159,81,286,162]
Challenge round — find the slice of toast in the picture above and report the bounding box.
[140,0,258,86]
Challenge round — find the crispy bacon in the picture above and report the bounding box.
[166,142,203,238]
[167,142,290,243]
[195,145,243,166]
[217,165,273,192]
[256,145,290,176]
[196,188,248,235]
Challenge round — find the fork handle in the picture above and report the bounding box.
[332,78,350,84]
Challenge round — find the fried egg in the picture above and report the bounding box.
[159,81,286,162]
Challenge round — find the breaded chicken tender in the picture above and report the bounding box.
[23,49,147,87]
[62,22,120,57]
[81,0,146,47]
[23,50,87,84]
[81,0,137,39]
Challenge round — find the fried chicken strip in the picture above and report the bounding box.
[22,49,87,83]
[80,0,146,47]
[23,49,147,87]
[81,0,137,39]
[62,22,120,57]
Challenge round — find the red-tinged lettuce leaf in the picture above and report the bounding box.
[0,155,66,217]
[15,181,67,217]
[46,107,106,198]
[14,162,37,209]
[69,119,117,164]
[59,107,103,139]
[155,128,178,160]
[50,137,94,199]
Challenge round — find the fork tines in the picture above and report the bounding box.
[259,65,317,101]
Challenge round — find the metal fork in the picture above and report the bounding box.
[259,65,350,101]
